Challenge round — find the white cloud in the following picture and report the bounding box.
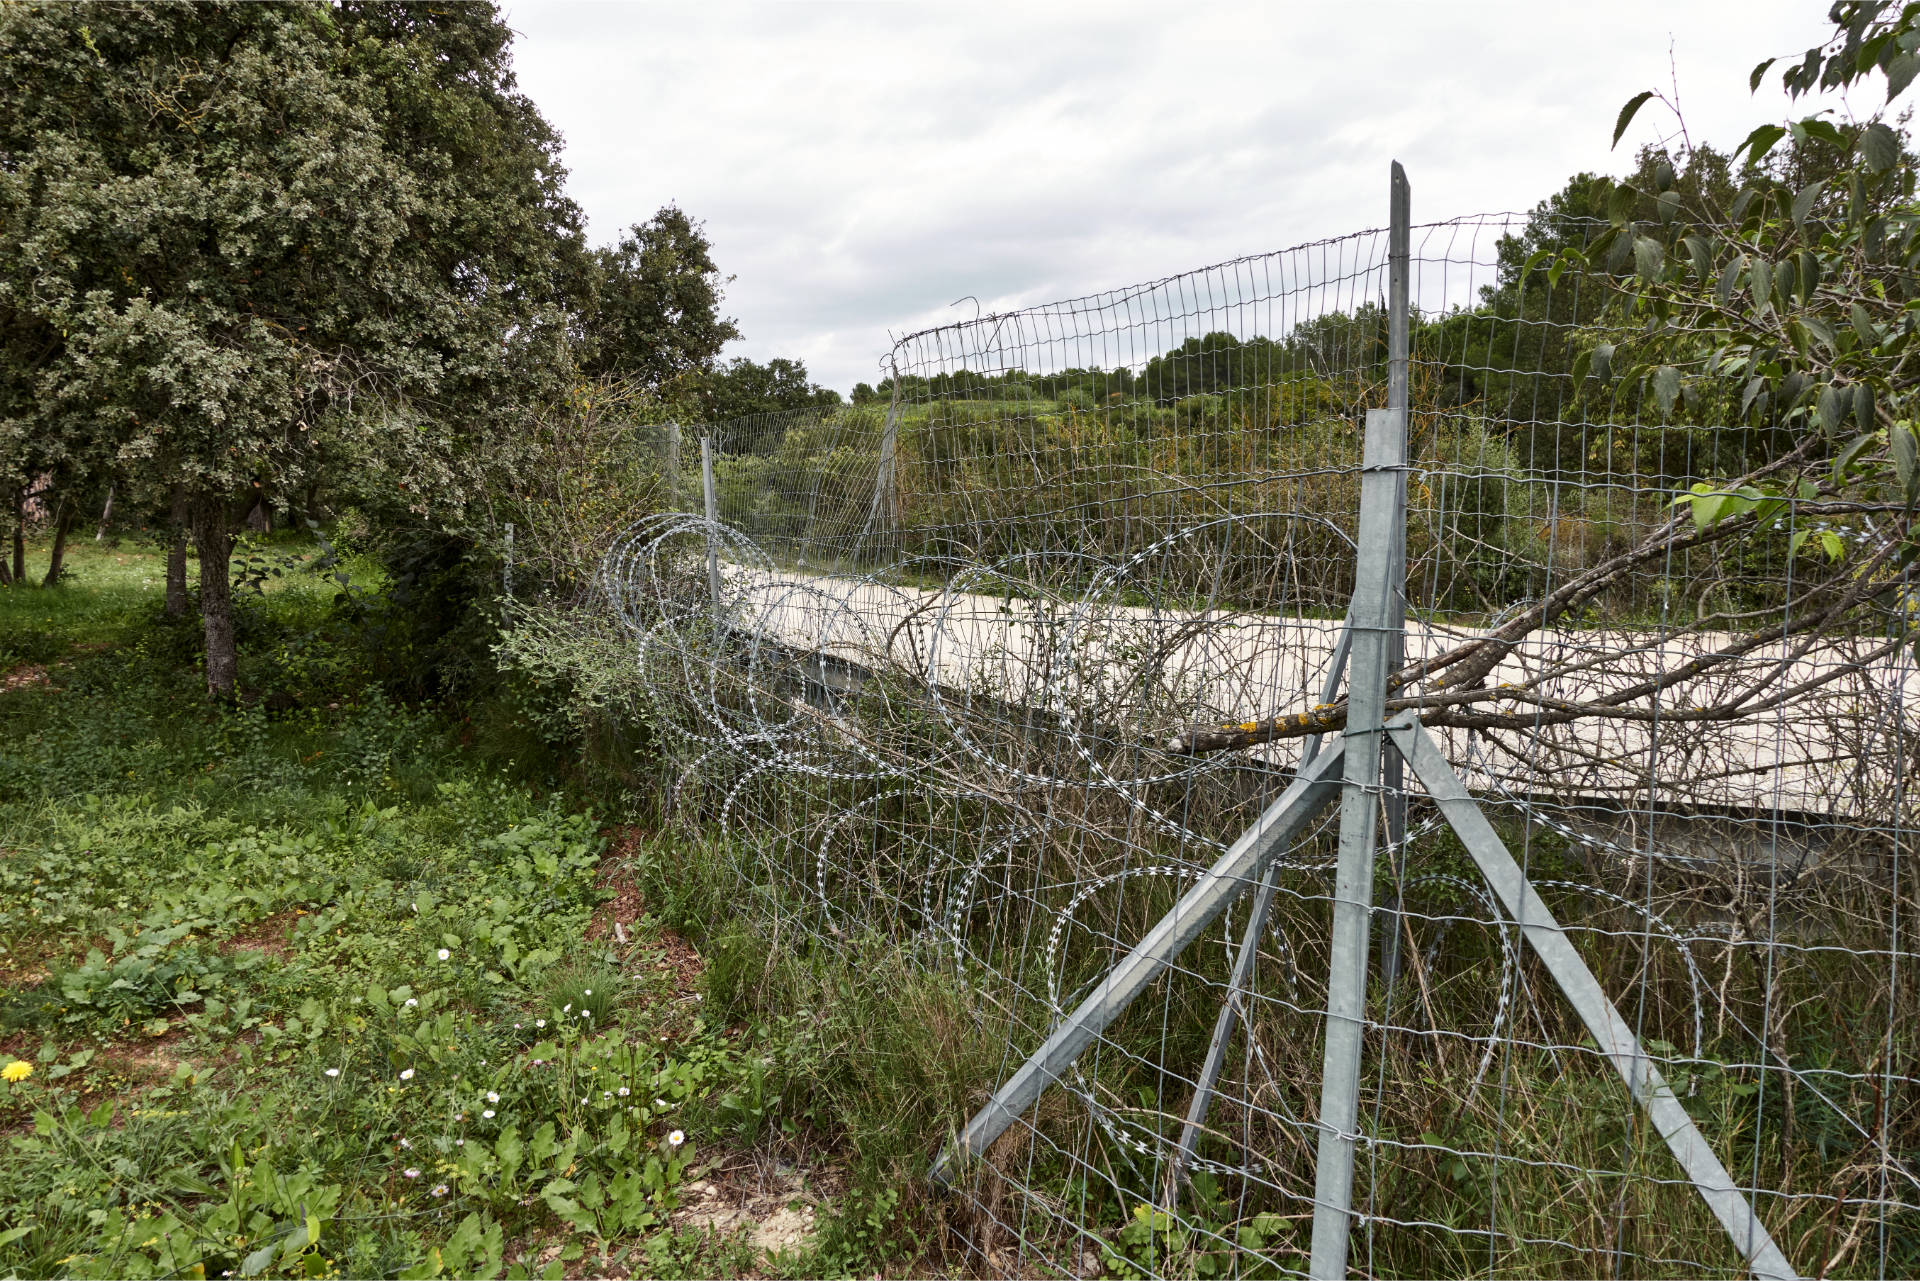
[504,0,1854,392]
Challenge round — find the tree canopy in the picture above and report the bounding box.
[700,356,841,421]
[1582,2,1920,546]
[577,206,739,386]
[0,1,586,694]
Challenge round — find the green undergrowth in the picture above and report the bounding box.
[628,767,1919,1278]
[28,535,1895,1278]
[0,539,946,1280]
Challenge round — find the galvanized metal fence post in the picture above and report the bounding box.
[1307,161,1410,1280]
[1380,168,1412,993]
[666,420,682,509]
[863,371,904,560]
[701,435,722,621]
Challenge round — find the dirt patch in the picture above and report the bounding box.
[651,928,704,994]
[93,1024,197,1085]
[0,961,50,990]
[0,1026,43,1063]
[586,856,647,947]
[222,909,301,960]
[1,1025,219,1129]
[675,1153,842,1262]
[0,665,51,694]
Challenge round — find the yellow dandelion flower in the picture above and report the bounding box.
[2,1060,31,1083]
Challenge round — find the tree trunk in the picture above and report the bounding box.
[165,487,189,618]
[95,485,115,541]
[193,500,238,699]
[9,489,22,584]
[41,498,73,587]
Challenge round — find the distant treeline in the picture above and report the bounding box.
[852,307,1394,410]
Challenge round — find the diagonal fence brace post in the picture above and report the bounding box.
[1387,717,1798,1281]
[928,738,1349,1186]
[1170,622,1353,1203]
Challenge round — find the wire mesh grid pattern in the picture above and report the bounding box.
[598,193,1917,1277]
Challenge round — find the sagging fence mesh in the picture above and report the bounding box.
[597,207,1918,1277]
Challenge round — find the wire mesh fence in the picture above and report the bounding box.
[597,187,1917,1277]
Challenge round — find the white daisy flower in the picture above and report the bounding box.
[404,1167,421,1179]
[431,1184,448,1197]
[324,1068,340,1078]
[399,1068,415,1081]
[667,1130,685,1148]
[486,1091,499,1103]
[482,1109,495,1119]
[437,949,450,961]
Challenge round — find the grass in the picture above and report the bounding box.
[16,533,1905,1279]
[0,535,946,1280]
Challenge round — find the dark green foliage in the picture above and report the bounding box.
[699,356,843,420]
[577,205,740,386]
[0,541,779,1279]
[0,0,585,695]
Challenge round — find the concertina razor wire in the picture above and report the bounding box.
[589,171,1916,1279]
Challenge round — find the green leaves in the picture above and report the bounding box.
[1715,255,1746,307]
[1859,120,1902,171]
[1791,179,1827,228]
[1682,235,1713,282]
[1893,422,1920,502]
[1748,257,1774,315]
[1850,302,1880,347]
[1652,366,1682,417]
[1606,180,1639,227]
[1736,123,1787,165]
[1674,482,1767,531]
[1817,382,1851,436]
[1613,90,1657,148]
[1632,235,1665,279]
[1569,342,1613,387]
[1888,50,1920,100]
[1789,528,1847,561]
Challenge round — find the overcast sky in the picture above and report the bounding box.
[503,2,1853,394]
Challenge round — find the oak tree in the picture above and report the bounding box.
[0,1,584,694]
